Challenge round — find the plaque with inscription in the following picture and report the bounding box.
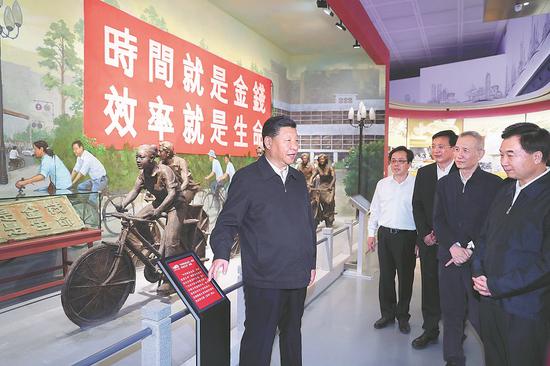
[0,196,85,244]
[160,252,226,313]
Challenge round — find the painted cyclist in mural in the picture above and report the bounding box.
[310,154,336,227]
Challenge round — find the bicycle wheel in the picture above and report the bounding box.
[61,243,135,327]
[73,201,100,228]
[202,192,216,218]
[102,195,135,235]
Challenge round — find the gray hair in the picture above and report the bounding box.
[459,131,484,150]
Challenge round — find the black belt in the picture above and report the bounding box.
[380,226,415,234]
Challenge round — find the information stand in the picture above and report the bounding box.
[345,195,371,279]
[158,252,230,366]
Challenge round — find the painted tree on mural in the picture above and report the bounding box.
[140,6,168,31]
[36,20,82,117]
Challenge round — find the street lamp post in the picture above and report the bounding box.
[0,0,23,184]
[348,101,375,196]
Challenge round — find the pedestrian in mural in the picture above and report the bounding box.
[255,145,264,159]
[15,140,72,191]
[158,141,200,204]
[310,153,336,227]
[115,144,188,295]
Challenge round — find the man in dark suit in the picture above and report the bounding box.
[411,130,458,349]
[208,116,316,366]
[433,131,502,366]
[472,123,550,366]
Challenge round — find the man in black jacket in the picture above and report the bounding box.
[472,123,550,366]
[433,131,502,366]
[208,116,316,366]
[411,130,458,349]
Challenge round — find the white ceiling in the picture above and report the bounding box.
[361,0,510,79]
[208,0,547,80]
[208,0,360,55]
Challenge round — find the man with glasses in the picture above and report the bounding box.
[433,132,502,366]
[411,130,458,349]
[368,146,417,334]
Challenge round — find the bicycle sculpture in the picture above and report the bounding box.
[61,144,209,326]
[60,211,208,327]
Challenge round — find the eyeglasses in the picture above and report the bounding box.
[429,144,451,151]
[390,159,408,164]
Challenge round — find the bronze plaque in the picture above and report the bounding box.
[0,196,85,244]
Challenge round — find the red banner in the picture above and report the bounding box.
[84,0,271,156]
[168,255,223,311]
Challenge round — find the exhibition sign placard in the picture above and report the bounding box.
[161,252,225,313]
[84,0,272,156]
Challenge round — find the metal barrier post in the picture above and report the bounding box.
[345,219,354,255]
[141,300,172,366]
[322,227,334,271]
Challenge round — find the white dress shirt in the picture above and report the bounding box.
[265,156,289,184]
[73,150,107,180]
[368,174,416,236]
[436,161,453,180]
[511,167,550,208]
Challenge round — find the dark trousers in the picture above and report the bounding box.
[480,298,549,366]
[418,244,440,334]
[239,285,307,366]
[377,227,416,321]
[439,262,480,365]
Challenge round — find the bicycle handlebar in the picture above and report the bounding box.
[106,211,166,223]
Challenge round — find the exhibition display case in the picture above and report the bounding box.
[0,190,102,303]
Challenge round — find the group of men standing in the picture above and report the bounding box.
[368,123,550,366]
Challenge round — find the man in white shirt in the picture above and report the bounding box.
[204,149,223,193]
[71,140,108,201]
[8,146,19,169]
[219,154,236,186]
[368,146,417,334]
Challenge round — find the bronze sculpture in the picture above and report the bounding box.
[158,141,200,203]
[310,154,336,227]
[116,144,189,295]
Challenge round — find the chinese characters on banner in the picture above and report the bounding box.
[83,0,272,156]
[168,255,223,311]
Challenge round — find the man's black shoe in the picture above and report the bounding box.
[445,362,459,366]
[373,317,395,329]
[398,319,411,334]
[411,331,438,349]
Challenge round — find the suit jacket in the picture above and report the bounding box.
[433,167,502,263]
[472,170,550,320]
[412,162,457,247]
[210,155,317,289]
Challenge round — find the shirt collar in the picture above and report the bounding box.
[515,167,550,192]
[257,155,296,181]
[437,161,453,175]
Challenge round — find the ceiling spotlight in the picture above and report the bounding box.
[353,40,360,49]
[324,7,334,16]
[335,20,346,31]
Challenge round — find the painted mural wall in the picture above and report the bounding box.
[1,0,384,197]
